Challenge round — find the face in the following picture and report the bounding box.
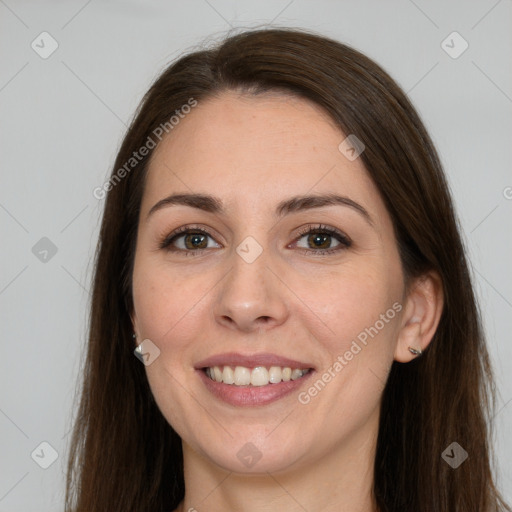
[131,91,406,474]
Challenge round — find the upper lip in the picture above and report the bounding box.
[195,352,315,370]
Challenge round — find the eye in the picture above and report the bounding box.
[159,223,351,257]
[291,224,352,256]
[159,225,221,255]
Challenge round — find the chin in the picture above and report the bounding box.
[202,442,304,475]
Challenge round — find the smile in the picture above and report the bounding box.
[205,365,311,386]
[195,352,315,406]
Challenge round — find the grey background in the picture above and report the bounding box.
[1,1,511,510]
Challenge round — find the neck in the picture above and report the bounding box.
[176,410,380,512]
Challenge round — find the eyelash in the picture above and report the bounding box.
[159,224,352,257]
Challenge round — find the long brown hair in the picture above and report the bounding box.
[65,27,510,511]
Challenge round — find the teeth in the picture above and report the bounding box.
[234,366,251,386]
[222,366,235,384]
[290,368,303,380]
[268,366,282,384]
[205,365,310,386]
[251,367,269,386]
[213,366,223,383]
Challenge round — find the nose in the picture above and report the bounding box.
[213,249,289,333]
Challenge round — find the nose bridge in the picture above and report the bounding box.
[213,237,288,332]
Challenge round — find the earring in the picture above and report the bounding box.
[133,333,142,354]
[408,346,422,356]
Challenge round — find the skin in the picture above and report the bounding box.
[131,91,443,512]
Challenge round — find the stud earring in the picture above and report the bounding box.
[408,346,422,356]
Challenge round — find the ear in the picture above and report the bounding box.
[394,271,444,363]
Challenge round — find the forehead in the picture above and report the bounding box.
[142,91,385,220]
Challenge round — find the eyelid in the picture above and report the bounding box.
[288,223,352,255]
[159,223,352,255]
[159,224,223,251]
[292,223,352,245]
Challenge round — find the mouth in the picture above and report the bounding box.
[195,353,315,406]
[204,365,311,386]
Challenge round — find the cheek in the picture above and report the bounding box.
[131,260,213,432]
[132,258,209,342]
[295,263,402,352]
[294,267,401,429]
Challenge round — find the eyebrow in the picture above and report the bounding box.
[146,193,374,226]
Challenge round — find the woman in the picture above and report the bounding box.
[65,28,511,511]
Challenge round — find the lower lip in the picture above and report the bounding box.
[197,369,314,407]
